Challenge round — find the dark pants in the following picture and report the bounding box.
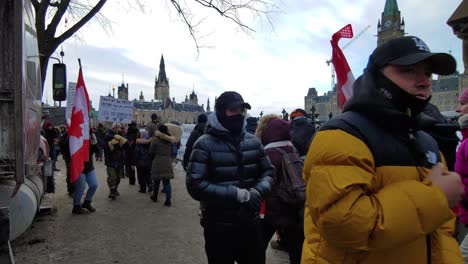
[261,220,303,264]
[153,179,171,201]
[136,166,152,192]
[125,165,135,184]
[65,160,75,195]
[95,145,103,160]
[107,167,123,189]
[204,221,265,264]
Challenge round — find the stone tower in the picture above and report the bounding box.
[377,0,405,46]
[117,82,128,100]
[154,54,170,101]
[189,89,198,105]
[139,91,144,101]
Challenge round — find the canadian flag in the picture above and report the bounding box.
[331,24,355,109]
[69,67,90,183]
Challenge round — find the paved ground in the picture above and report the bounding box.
[12,159,289,264]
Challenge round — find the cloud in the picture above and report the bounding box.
[42,0,464,117]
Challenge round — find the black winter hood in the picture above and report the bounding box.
[343,68,427,131]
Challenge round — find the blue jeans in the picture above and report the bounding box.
[73,170,98,205]
[154,179,171,201]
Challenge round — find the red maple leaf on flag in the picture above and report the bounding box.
[69,110,84,139]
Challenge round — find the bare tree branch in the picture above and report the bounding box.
[57,0,107,42]
[32,0,277,90]
[168,0,278,55]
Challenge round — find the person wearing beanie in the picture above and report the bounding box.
[289,108,316,157]
[289,108,307,120]
[124,121,139,185]
[457,99,468,258]
[302,36,464,263]
[182,113,207,170]
[147,113,160,138]
[135,129,153,194]
[255,117,304,264]
[245,116,258,134]
[186,91,274,264]
[457,88,468,114]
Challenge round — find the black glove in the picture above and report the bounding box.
[247,188,262,213]
[462,198,468,211]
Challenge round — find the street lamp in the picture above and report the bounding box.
[281,108,287,119]
[259,111,264,119]
[310,105,316,119]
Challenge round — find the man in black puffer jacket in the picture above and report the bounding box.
[186,91,274,264]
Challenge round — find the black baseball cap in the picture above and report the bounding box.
[215,91,252,112]
[370,36,456,75]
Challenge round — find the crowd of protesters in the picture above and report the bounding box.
[41,35,468,263]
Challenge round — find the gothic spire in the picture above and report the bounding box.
[157,54,168,84]
[383,0,399,16]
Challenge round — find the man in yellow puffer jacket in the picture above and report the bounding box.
[302,36,464,264]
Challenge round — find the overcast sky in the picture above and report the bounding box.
[41,0,464,117]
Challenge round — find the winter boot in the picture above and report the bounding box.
[82,200,96,212]
[150,194,158,202]
[72,205,89,215]
[164,199,171,207]
[108,189,116,200]
[53,161,60,172]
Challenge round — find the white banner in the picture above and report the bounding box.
[177,124,195,160]
[98,96,134,124]
[65,82,77,126]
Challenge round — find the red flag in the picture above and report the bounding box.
[69,67,90,183]
[331,24,355,109]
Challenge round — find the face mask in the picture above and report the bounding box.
[375,71,430,117]
[219,114,245,135]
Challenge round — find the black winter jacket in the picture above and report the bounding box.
[182,121,206,169]
[104,131,127,168]
[186,113,274,225]
[135,139,152,169]
[290,117,316,156]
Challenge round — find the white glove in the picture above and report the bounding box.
[236,188,250,203]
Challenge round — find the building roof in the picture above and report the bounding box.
[432,75,459,92]
[447,1,468,26]
[306,88,317,97]
[383,0,399,17]
[133,100,204,112]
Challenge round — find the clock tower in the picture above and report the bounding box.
[377,0,405,46]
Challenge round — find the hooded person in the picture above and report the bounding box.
[186,91,274,264]
[182,113,208,170]
[289,108,316,157]
[302,36,464,263]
